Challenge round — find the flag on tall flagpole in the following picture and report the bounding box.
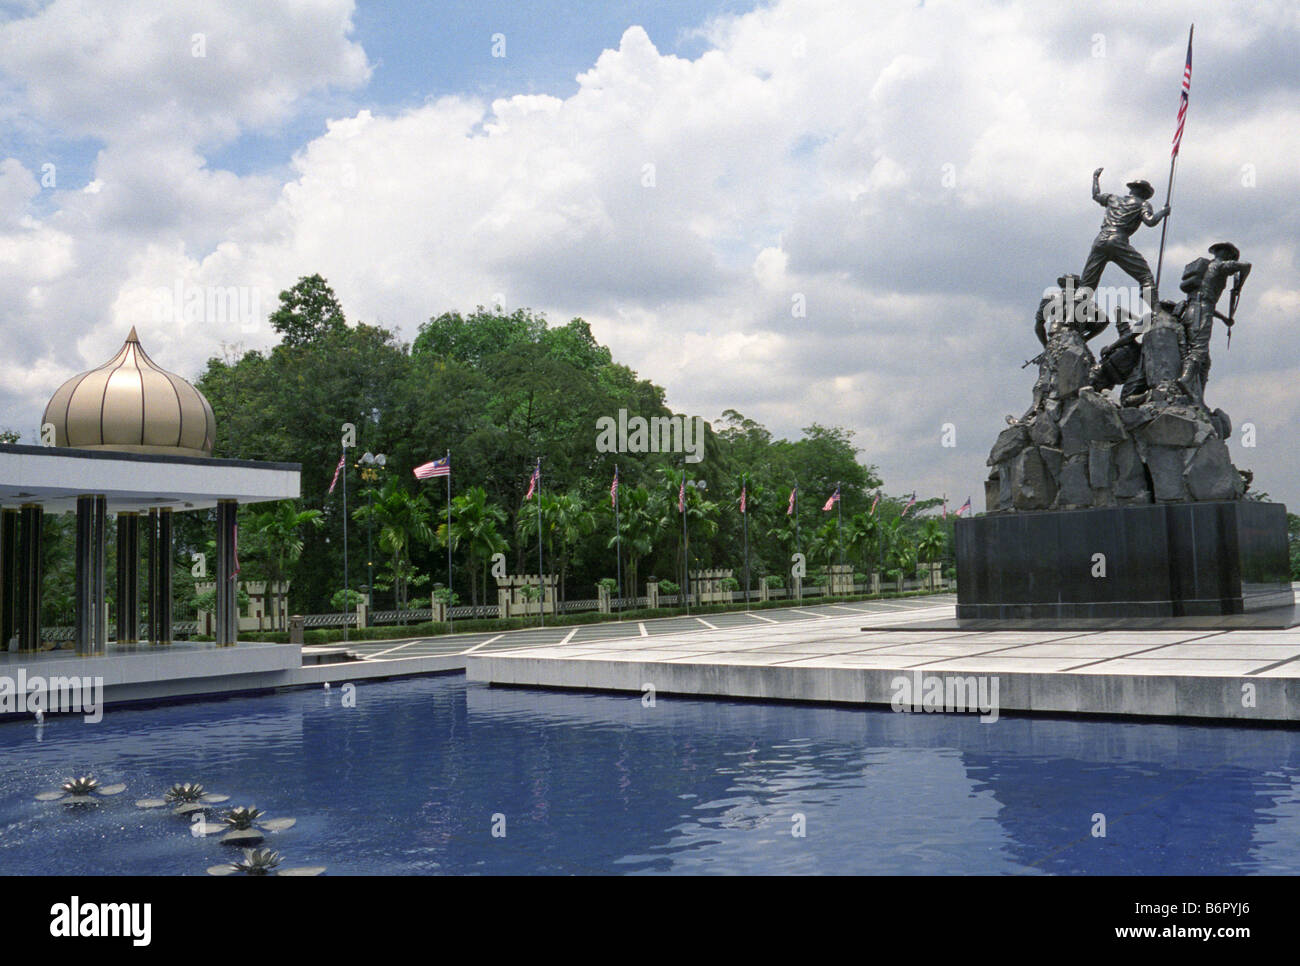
[413,456,450,479]
[901,491,917,516]
[740,482,747,514]
[678,476,685,513]
[822,486,840,512]
[525,460,539,500]
[956,497,973,517]
[870,492,880,516]
[787,486,796,516]
[1171,26,1193,158]
[610,466,619,507]
[327,453,345,494]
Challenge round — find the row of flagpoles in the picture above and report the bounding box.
[326,446,973,629]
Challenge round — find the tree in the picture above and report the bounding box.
[607,485,661,600]
[352,478,434,610]
[438,486,508,607]
[917,517,946,566]
[268,274,348,348]
[249,501,324,629]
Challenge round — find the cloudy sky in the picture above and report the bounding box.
[2,0,1297,507]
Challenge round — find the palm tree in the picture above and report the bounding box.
[917,517,946,565]
[656,466,718,594]
[845,511,881,574]
[352,478,434,609]
[547,492,594,602]
[438,486,508,607]
[607,485,662,602]
[249,501,323,629]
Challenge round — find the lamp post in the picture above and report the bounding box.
[682,477,707,614]
[359,452,386,608]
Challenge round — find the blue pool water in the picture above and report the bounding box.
[2,675,1299,875]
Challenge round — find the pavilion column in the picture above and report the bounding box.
[0,509,17,649]
[215,500,238,646]
[156,509,173,644]
[75,496,107,655]
[146,509,159,642]
[115,512,140,643]
[18,505,44,651]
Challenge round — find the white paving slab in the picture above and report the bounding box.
[465,601,1300,721]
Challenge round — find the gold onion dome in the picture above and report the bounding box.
[43,327,216,458]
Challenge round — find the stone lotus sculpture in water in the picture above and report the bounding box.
[187,805,298,844]
[34,775,126,804]
[207,847,324,877]
[134,782,231,815]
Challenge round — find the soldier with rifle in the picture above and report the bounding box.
[1177,242,1250,403]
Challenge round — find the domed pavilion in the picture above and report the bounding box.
[0,329,300,654]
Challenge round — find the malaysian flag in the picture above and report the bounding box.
[956,496,973,517]
[870,492,880,516]
[678,476,685,513]
[901,492,917,517]
[822,487,840,512]
[740,483,747,515]
[327,453,345,494]
[413,456,450,480]
[787,486,796,516]
[1172,26,1193,158]
[610,467,619,508]
[525,461,539,500]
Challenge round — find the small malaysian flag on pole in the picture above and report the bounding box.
[413,456,450,479]
[740,482,747,514]
[956,496,973,517]
[822,486,840,512]
[610,466,619,507]
[678,476,685,513]
[327,453,345,494]
[787,485,796,516]
[870,492,880,516]
[901,491,917,517]
[525,461,540,501]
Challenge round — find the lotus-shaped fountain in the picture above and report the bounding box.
[206,847,324,877]
[34,775,126,805]
[188,805,298,845]
[135,782,230,815]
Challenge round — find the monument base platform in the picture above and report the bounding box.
[955,500,1294,620]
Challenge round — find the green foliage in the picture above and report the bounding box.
[192,274,930,614]
[658,580,679,595]
[330,588,366,611]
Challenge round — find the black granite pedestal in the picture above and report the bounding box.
[954,501,1294,620]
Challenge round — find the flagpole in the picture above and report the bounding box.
[1155,23,1193,299]
[794,484,800,602]
[341,444,349,643]
[535,457,544,627]
[742,474,750,610]
[614,464,622,620]
[446,449,453,634]
[681,459,690,616]
[836,480,843,597]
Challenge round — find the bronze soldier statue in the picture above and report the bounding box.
[1034,273,1109,349]
[1080,167,1171,308]
[1177,242,1250,403]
